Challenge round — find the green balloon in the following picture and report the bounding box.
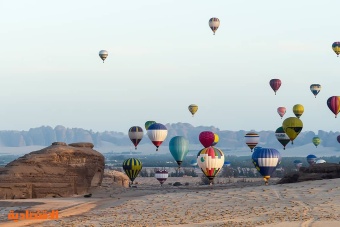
[169,136,189,167]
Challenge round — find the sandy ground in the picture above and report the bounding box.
[1,177,340,227]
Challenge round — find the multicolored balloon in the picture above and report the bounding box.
[244,131,260,152]
[197,146,224,184]
[155,170,168,186]
[211,133,219,146]
[209,17,220,35]
[145,121,156,130]
[99,50,108,63]
[128,126,144,150]
[188,104,198,117]
[122,158,142,184]
[293,160,303,170]
[312,136,321,148]
[306,154,317,165]
[275,127,290,150]
[269,79,281,95]
[310,84,321,98]
[282,117,303,144]
[277,107,286,119]
[293,104,304,119]
[327,96,340,118]
[169,136,189,168]
[147,123,168,151]
[332,42,340,57]
[252,147,281,185]
[199,131,215,148]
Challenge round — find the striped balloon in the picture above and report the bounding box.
[122,158,142,184]
[197,147,224,184]
[209,17,220,35]
[147,123,168,151]
[310,84,321,98]
[199,131,215,148]
[275,127,290,150]
[128,126,144,150]
[245,131,260,152]
[327,96,340,118]
[332,42,340,57]
[252,147,281,185]
[155,170,168,186]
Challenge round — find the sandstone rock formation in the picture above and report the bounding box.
[277,163,340,184]
[103,170,130,188]
[0,142,105,199]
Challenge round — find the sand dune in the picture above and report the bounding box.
[1,177,340,226]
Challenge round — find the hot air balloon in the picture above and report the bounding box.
[312,136,321,148]
[224,161,231,167]
[293,104,304,118]
[275,127,290,150]
[147,123,168,151]
[128,126,144,150]
[293,160,303,170]
[306,154,317,165]
[269,79,281,95]
[190,159,198,167]
[188,104,198,117]
[310,84,321,98]
[327,96,340,118]
[99,50,108,63]
[169,136,189,168]
[122,158,142,185]
[209,17,220,35]
[332,42,340,57]
[337,135,340,144]
[252,147,281,185]
[145,121,156,130]
[316,159,326,164]
[244,131,260,152]
[197,146,224,185]
[277,107,286,119]
[211,133,219,146]
[155,170,168,186]
[282,117,303,144]
[199,131,215,148]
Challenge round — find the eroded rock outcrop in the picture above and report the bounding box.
[0,142,104,199]
[103,170,130,188]
[278,163,340,184]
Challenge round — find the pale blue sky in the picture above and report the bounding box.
[0,1,339,134]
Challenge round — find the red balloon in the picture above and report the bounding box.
[199,131,215,148]
[337,135,340,144]
[327,96,340,118]
[269,79,281,95]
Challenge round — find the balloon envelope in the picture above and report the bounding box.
[316,159,326,164]
[169,136,189,167]
[275,127,290,150]
[199,131,215,148]
[293,104,304,118]
[197,147,224,183]
[310,84,321,98]
[99,50,108,62]
[282,117,303,144]
[224,161,231,167]
[293,160,303,169]
[211,133,219,146]
[155,170,168,185]
[188,104,198,116]
[122,158,142,183]
[306,154,317,165]
[209,17,220,35]
[332,42,340,56]
[252,147,281,184]
[128,126,144,150]
[269,79,281,95]
[147,123,168,151]
[244,131,260,151]
[190,159,198,167]
[312,136,321,148]
[327,96,340,118]
[145,121,156,130]
[277,107,286,119]
[337,135,340,143]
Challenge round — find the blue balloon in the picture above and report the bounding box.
[169,136,189,167]
[306,154,317,165]
[252,147,281,185]
[148,123,167,130]
[224,161,231,167]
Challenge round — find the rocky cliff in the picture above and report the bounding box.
[0,142,105,199]
[277,163,340,184]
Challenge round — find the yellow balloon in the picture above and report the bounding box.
[282,117,303,144]
[293,104,304,118]
[188,104,198,116]
[212,133,219,146]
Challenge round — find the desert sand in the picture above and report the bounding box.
[1,176,340,227]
